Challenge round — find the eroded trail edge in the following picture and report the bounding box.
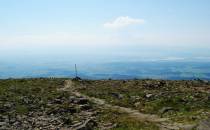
[63,80,197,130]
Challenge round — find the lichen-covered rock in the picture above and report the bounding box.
[197,118,210,130]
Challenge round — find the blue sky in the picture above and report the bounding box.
[0,0,210,63]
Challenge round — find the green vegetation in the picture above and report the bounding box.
[96,108,159,130]
[1,78,210,129]
[76,79,210,123]
[0,78,159,129]
[0,78,66,115]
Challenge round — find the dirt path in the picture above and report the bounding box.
[63,80,197,130]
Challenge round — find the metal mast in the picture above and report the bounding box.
[75,64,78,77]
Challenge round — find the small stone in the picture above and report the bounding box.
[145,94,153,98]
[134,102,141,107]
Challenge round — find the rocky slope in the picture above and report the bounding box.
[0,78,210,130]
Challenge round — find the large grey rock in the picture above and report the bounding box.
[197,118,210,130]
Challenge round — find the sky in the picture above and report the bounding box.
[0,0,210,63]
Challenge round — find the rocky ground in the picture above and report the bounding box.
[75,79,210,130]
[0,78,210,130]
[0,79,98,129]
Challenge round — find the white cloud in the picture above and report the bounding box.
[104,16,145,29]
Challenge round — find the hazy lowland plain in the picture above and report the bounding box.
[1,61,210,80]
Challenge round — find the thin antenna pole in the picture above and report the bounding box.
[75,64,78,77]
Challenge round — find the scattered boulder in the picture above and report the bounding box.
[74,119,97,130]
[145,94,153,98]
[3,103,13,108]
[0,121,7,126]
[131,96,140,100]
[79,104,92,111]
[194,79,209,84]
[0,122,8,130]
[74,98,89,104]
[69,96,77,103]
[101,123,117,129]
[122,80,127,83]
[134,102,141,107]
[144,80,167,89]
[159,107,174,114]
[196,118,210,130]
[110,92,124,99]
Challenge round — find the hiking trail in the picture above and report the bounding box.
[62,80,197,130]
